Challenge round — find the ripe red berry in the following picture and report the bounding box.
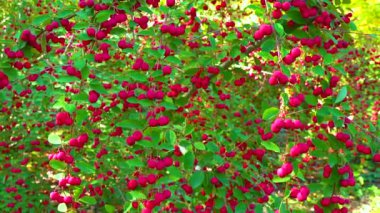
[373,153,380,162]
[132,130,143,141]
[157,116,170,126]
[127,179,138,190]
[89,90,100,103]
[356,144,372,155]
[95,30,106,40]
[126,136,136,146]
[166,0,175,7]
[86,27,96,37]
[272,9,282,19]
[323,165,332,178]
[0,71,10,89]
[162,65,172,75]
[277,162,293,177]
[281,2,291,11]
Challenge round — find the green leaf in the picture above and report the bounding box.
[179,50,196,58]
[296,169,306,181]
[245,4,261,11]
[127,158,145,167]
[312,66,325,75]
[48,132,62,145]
[75,109,88,124]
[166,130,177,145]
[159,5,169,14]
[128,72,148,82]
[105,204,116,213]
[49,160,66,170]
[225,32,237,41]
[41,34,47,53]
[335,86,347,104]
[32,14,50,25]
[210,37,216,47]
[245,4,265,16]
[230,46,240,58]
[73,22,90,30]
[312,139,329,151]
[349,22,357,31]
[262,107,280,120]
[64,104,76,114]
[139,6,153,14]
[273,176,291,183]
[95,10,114,23]
[261,38,276,52]
[316,106,331,122]
[76,161,95,174]
[167,167,182,181]
[281,93,289,106]
[57,203,68,212]
[215,173,229,186]
[53,173,66,180]
[127,191,147,200]
[89,81,108,93]
[183,152,195,170]
[324,54,333,64]
[274,23,285,36]
[308,183,323,193]
[328,154,338,166]
[347,124,357,135]
[116,119,144,129]
[261,141,280,152]
[81,66,90,79]
[127,98,153,107]
[138,28,155,36]
[77,32,92,41]
[74,59,86,71]
[311,150,325,158]
[146,49,165,59]
[369,123,376,133]
[305,95,318,106]
[335,65,347,76]
[57,9,75,18]
[235,203,248,213]
[2,69,17,81]
[137,140,155,148]
[161,99,178,110]
[286,9,306,24]
[56,76,80,83]
[329,107,344,117]
[206,142,219,152]
[110,27,127,35]
[189,171,205,188]
[80,196,97,205]
[194,142,206,150]
[166,56,182,65]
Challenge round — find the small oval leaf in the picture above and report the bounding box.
[48,133,62,144]
[49,160,67,170]
[189,171,205,188]
[261,141,280,152]
[262,107,280,120]
[335,86,347,104]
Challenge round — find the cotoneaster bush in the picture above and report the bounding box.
[0,0,379,213]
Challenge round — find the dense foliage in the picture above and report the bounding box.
[0,0,379,212]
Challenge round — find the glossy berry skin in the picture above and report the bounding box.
[166,0,175,7]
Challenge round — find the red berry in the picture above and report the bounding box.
[162,65,172,75]
[282,2,291,11]
[166,0,175,7]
